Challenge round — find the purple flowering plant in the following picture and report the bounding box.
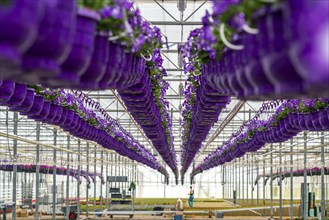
[269,98,329,127]
[298,98,329,113]
[193,98,329,176]
[146,48,177,166]
[97,0,175,164]
[180,29,203,152]
[30,0,173,175]
[27,85,162,170]
[0,163,104,185]
[84,0,174,165]
[182,0,276,69]
[98,0,168,56]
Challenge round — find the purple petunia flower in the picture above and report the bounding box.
[152,48,164,67]
[132,35,146,52]
[100,5,123,19]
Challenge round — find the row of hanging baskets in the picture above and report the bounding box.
[118,69,178,178]
[191,98,329,178]
[182,0,328,101]
[254,167,329,186]
[180,75,230,178]
[1,0,173,178]
[0,80,168,177]
[0,163,104,188]
[0,0,163,91]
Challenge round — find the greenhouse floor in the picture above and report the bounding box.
[4,199,324,219]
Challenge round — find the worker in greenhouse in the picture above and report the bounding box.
[188,186,194,207]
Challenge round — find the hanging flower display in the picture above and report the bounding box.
[191,98,329,179]
[0,163,104,188]
[184,0,329,100]
[0,81,169,179]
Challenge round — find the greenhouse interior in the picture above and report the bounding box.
[0,0,328,219]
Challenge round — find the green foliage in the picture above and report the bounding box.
[28,85,44,96]
[270,107,289,127]
[198,50,211,64]
[276,107,289,121]
[98,17,123,33]
[148,68,173,149]
[299,100,329,113]
[314,100,328,111]
[78,0,103,10]
[299,101,310,113]
[209,0,274,62]
[87,117,99,127]
[44,90,58,102]
[236,0,266,23]
[239,137,248,143]
[0,0,11,5]
[247,129,257,139]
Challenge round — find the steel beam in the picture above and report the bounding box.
[35,122,40,220]
[93,146,97,219]
[12,111,18,220]
[251,155,254,206]
[105,153,109,210]
[86,142,89,217]
[303,132,308,220]
[242,162,244,204]
[77,140,81,219]
[100,151,103,208]
[290,139,293,219]
[270,144,273,219]
[239,158,242,204]
[165,68,184,71]
[153,0,178,22]
[321,132,325,219]
[184,0,208,22]
[66,135,70,220]
[150,21,202,25]
[279,143,282,220]
[262,158,265,216]
[246,155,249,206]
[52,129,57,220]
[256,161,259,206]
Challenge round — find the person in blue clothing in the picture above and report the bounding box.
[188,186,194,207]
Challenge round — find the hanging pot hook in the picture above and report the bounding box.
[219,23,244,50]
[141,52,152,62]
[242,24,259,35]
